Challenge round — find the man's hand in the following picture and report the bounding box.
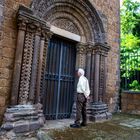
[86,96,90,100]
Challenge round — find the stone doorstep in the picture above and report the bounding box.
[4,114,39,122]
[42,119,74,130]
[6,108,36,113]
[89,112,112,122]
[10,111,38,117]
[15,121,42,133]
[1,104,45,134]
[2,120,43,133]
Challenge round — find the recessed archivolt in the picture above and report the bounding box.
[45,12,91,42]
[31,0,106,43]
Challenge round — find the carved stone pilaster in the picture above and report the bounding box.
[76,43,86,69]
[93,48,100,103]
[18,31,34,104]
[88,42,111,122]
[89,49,95,102]
[86,43,94,81]
[99,55,105,102]
[29,26,42,103]
[11,17,27,105]
[40,31,53,105]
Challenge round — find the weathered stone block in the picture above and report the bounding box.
[2,47,15,58]
[14,121,30,133]
[0,68,12,79]
[2,104,45,133]
[0,96,5,107]
[2,122,14,130]
[29,121,41,131]
[0,87,10,96]
[0,79,11,87]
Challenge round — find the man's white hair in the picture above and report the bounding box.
[78,68,85,76]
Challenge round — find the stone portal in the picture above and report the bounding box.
[2,0,112,133]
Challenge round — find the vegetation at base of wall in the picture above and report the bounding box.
[120,0,140,91]
[129,80,140,91]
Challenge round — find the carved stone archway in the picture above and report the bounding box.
[2,0,111,133]
[31,0,106,43]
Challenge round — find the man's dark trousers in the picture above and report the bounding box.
[75,93,87,125]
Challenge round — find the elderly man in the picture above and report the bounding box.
[70,68,90,128]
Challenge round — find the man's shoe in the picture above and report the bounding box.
[80,122,87,127]
[70,123,81,128]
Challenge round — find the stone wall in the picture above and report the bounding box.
[0,0,5,124]
[121,91,140,115]
[0,0,32,123]
[0,0,120,123]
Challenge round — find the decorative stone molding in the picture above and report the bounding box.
[18,31,34,104]
[31,0,106,43]
[76,43,86,69]
[52,18,80,35]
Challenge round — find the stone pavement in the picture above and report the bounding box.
[0,113,140,140]
[42,119,74,130]
[120,118,140,129]
[45,113,140,140]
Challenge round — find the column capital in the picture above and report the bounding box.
[86,42,94,53]
[18,16,28,31]
[76,42,86,54]
[42,28,53,41]
[93,42,111,56]
[18,5,51,36]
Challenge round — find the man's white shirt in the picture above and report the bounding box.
[77,75,90,98]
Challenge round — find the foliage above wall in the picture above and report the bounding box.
[120,0,140,91]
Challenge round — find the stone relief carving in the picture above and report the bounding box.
[31,0,106,43]
[52,19,80,35]
[99,55,105,102]
[18,32,34,104]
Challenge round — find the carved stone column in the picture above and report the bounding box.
[93,49,100,103]
[11,17,27,105]
[18,23,35,104]
[90,49,95,102]
[86,43,93,81]
[29,25,41,104]
[40,31,53,106]
[35,37,45,103]
[89,43,112,122]
[99,52,107,102]
[71,43,86,118]
[36,30,53,104]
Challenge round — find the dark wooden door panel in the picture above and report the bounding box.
[44,36,76,120]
